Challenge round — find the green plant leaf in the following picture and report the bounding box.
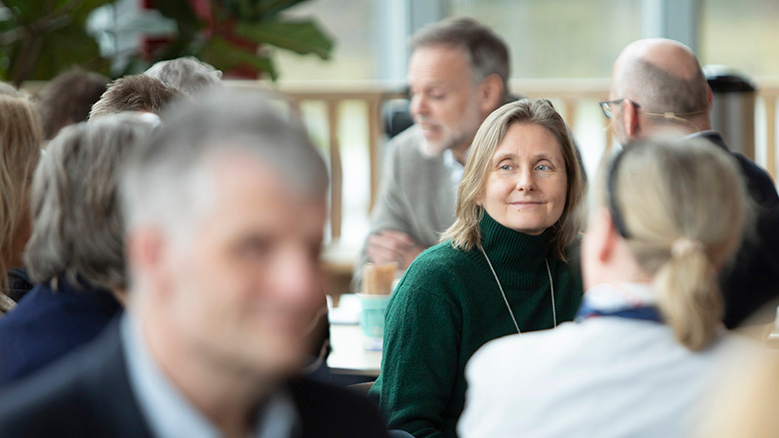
[235,18,332,60]
[198,36,278,80]
[252,0,311,20]
[5,21,106,82]
[154,1,202,27]
[70,0,114,22]
[2,0,111,24]
[1,0,54,22]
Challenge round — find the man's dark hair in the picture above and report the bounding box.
[36,68,108,140]
[89,74,184,121]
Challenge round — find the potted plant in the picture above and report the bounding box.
[0,0,334,84]
[146,0,334,80]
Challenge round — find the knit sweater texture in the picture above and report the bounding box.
[370,212,582,437]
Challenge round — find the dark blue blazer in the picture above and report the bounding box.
[0,277,122,386]
[0,320,388,437]
[698,131,779,328]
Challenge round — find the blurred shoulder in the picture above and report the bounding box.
[289,378,387,437]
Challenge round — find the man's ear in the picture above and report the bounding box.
[478,73,504,115]
[126,226,168,298]
[128,228,163,270]
[622,99,641,140]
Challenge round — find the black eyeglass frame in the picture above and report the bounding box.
[598,98,641,119]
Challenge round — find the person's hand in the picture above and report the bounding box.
[366,230,425,270]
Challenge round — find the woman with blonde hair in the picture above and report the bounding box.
[459,136,757,437]
[0,83,42,315]
[370,98,586,437]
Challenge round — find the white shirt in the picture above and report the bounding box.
[442,148,465,201]
[121,316,300,438]
[458,283,757,438]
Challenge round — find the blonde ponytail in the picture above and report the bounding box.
[654,241,723,350]
[605,136,748,351]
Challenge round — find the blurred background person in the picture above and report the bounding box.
[0,113,156,386]
[605,38,779,336]
[698,353,779,437]
[352,17,510,290]
[144,56,224,97]
[89,73,184,121]
[0,83,42,314]
[371,98,585,437]
[0,92,388,437]
[35,68,108,142]
[460,136,757,437]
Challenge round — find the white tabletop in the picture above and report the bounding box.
[328,324,382,376]
[326,294,383,377]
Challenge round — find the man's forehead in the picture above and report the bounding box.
[408,44,472,84]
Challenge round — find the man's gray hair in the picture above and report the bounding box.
[145,57,223,97]
[24,113,157,291]
[617,59,709,116]
[120,91,329,235]
[411,17,510,100]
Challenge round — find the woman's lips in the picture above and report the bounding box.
[511,201,543,208]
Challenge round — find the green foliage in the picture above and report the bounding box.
[0,0,112,85]
[152,0,334,80]
[0,0,334,84]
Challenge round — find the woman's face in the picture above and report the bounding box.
[478,122,568,235]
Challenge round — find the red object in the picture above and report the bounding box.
[140,0,262,79]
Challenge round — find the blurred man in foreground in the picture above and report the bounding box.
[0,92,387,437]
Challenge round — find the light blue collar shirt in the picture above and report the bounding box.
[442,149,465,201]
[120,315,301,438]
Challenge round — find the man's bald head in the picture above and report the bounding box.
[612,38,709,117]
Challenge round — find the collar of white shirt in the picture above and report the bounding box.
[443,148,465,197]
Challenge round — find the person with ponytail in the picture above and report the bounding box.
[458,136,760,438]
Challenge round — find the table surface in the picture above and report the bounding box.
[327,323,383,377]
[326,293,384,377]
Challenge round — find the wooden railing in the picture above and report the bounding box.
[231,78,779,246]
[25,78,776,244]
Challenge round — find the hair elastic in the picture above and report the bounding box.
[671,238,704,257]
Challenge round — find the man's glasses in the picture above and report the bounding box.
[598,98,640,119]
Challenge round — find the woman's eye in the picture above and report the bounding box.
[536,164,551,171]
[500,164,513,171]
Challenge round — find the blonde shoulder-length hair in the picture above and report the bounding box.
[441,98,585,260]
[0,90,42,291]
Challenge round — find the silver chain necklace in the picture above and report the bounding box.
[479,246,557,335]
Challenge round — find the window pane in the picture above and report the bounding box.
[274,0,375,81]
[449,0,641,78]
[700,0,779,76]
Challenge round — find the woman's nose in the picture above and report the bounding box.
[515,170,536,192]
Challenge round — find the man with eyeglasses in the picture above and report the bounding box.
[604,38,779,337]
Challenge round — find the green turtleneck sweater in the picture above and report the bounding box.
[369,213,582,438]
